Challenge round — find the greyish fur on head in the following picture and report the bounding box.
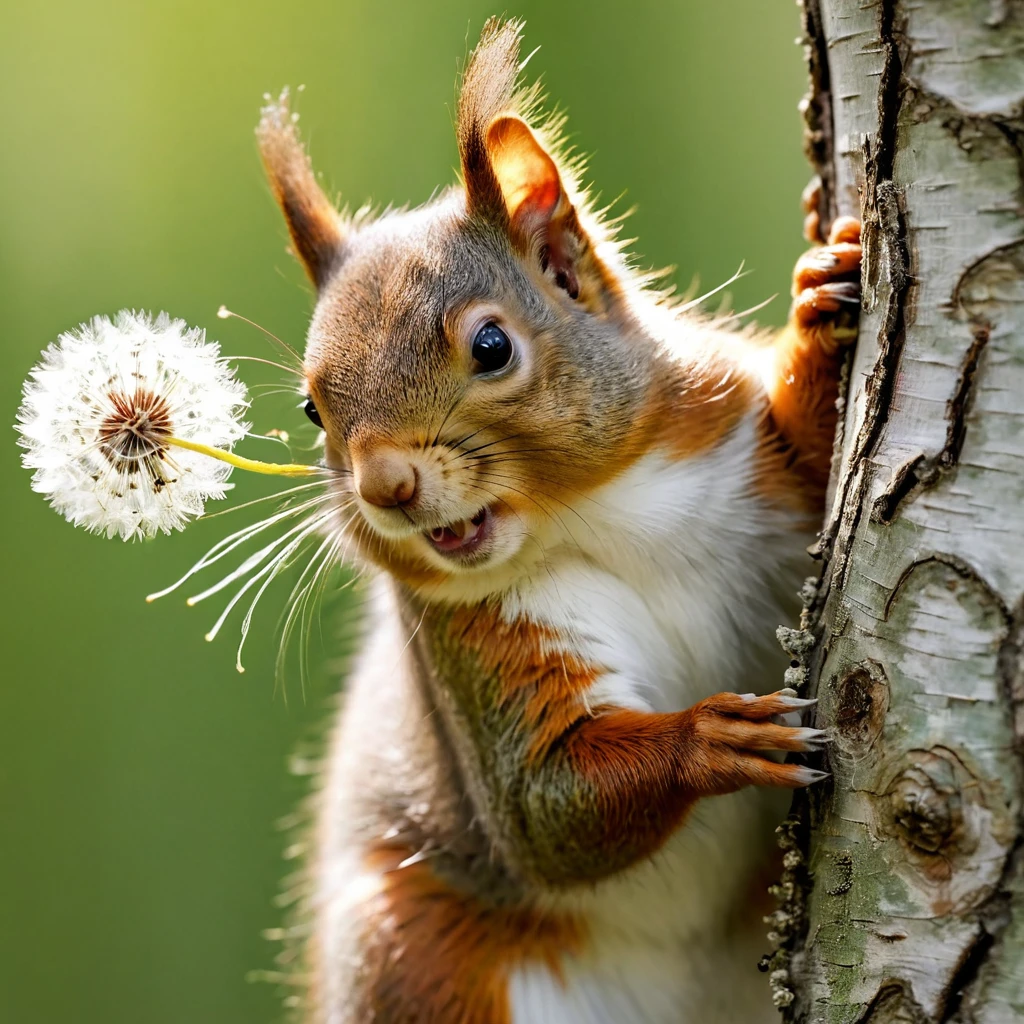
[254,17,702,599]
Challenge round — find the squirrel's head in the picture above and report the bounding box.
[258,19,660,598]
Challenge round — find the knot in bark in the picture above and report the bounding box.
[831,660,889,756]
[887,757,960,854]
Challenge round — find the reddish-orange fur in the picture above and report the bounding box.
[353,846,585,1023]
[560,694,817,864]
[441,599,814,874]
[758,216,862,500]
[448,605,600,761]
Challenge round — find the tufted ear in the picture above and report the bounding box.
[457,19,601,304]
[257,89,346,288]
[457,18,523,222]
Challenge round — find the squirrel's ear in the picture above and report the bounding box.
[484,114,585,300]
[257,90,346,288]
[458,19,601,304]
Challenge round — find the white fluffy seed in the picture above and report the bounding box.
[17,310,249,541]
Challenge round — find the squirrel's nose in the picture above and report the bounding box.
[353,447,418,508]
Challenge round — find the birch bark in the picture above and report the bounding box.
[771,2,1024,1021]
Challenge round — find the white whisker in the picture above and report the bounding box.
[216,305,304,367]
[197,480,326,521]
[203,511,334,645]
[187,505,336,607]
[235,527,336,674]
[227,354,304,378]
[277,530,343,688]
[280,511,362,664]
[676,262,748,314]
[146,491,341,601]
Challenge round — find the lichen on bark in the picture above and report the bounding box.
[778,2,1024,1021]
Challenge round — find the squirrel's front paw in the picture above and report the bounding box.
[682,689,828,794]
[791,217,862,349]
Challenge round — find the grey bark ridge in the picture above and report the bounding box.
[774,3,1024,1022]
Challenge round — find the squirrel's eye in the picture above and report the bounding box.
[471,323,514,374]
[302,398,323,429]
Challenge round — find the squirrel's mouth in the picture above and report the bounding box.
[424,506,490,558]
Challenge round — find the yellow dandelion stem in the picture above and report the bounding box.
[166,436,322,477]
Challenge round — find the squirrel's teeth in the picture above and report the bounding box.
[427,509,487,549]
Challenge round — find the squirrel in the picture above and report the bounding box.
[256,17,861,1024]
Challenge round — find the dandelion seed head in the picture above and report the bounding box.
[17,310,249,541]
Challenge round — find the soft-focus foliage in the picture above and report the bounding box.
[0,2,806,1021]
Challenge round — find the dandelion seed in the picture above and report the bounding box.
[16,309,321,541]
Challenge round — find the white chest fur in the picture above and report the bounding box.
[504,417,808,712]
[501,420,805,1021]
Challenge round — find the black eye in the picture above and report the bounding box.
[302,398,323,429]
[471,323,514,374]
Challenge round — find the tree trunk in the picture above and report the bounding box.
[771,2,1024,1021]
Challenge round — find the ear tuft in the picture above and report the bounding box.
[457,21,607,307]
[257,89,345,288]
[457,17,529,221]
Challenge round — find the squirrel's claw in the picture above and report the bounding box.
[683,690,829,792]
[791,219,862,343]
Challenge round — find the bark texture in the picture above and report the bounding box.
[777,2,1024,1021]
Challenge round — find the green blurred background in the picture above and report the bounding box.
[1,2,808,1021]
